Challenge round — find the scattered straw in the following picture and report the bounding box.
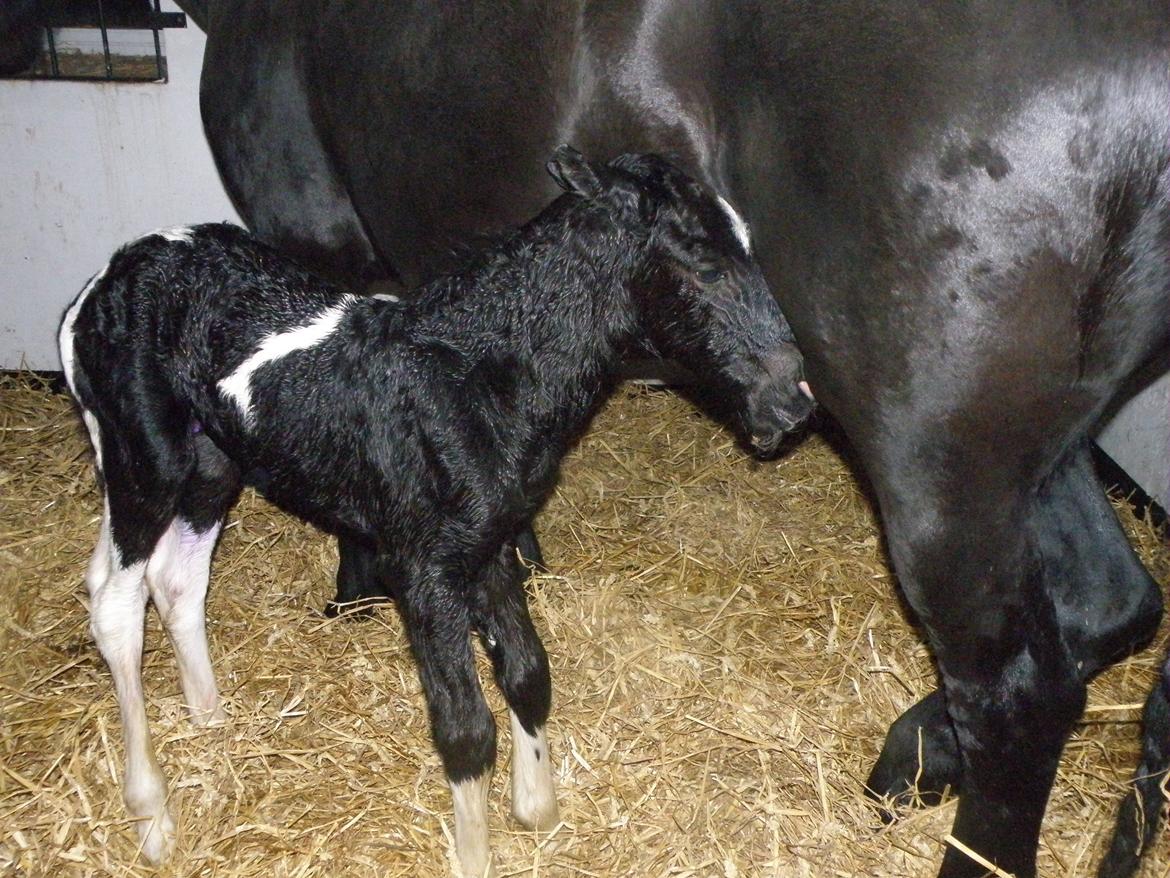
[943,835,1016,878]
[1,371,1167,876]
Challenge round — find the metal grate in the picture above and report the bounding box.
[0,1,186,82]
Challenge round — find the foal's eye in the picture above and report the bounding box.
[696,267,725,285]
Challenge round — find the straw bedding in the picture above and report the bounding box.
[1,372,1166,877]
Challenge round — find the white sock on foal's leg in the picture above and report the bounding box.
[509,710,558,830]
[88,522,175,862]
[450,771,495,877]
[146,518,225,724]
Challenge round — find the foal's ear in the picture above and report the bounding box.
[547,145,605,199]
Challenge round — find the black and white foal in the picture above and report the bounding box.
[59,147,812,876]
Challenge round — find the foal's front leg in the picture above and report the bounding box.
[471,543,558,831]
[401,567,498,878]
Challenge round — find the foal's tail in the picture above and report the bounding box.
[1098,650,1170,878]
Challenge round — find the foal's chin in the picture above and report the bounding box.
[744,397,815,459]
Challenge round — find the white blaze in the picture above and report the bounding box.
[717,194,752,255]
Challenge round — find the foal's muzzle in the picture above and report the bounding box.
[743,345,815,457]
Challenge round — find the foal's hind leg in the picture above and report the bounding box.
[867,446,1164,813]
[86,498,177,862]
[471,543,558,831]
[144,435,240,724]
[87,473,191,858]
[146,520,225,723]
[77,392,200,861]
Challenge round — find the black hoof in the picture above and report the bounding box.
[865,688,962,820]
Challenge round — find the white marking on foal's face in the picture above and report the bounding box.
[218,297,356,422]
[717,194,752,256]
[371,292,401,303]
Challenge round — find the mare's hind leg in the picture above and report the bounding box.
[868,445,1163,812]
[144,434,241,725]
[1099,649,1170,878]
[471,543,558,831]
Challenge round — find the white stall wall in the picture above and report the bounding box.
[1,9,1166,508]
[0,1,239,371]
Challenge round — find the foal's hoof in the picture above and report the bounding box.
[134,807,176,863]
[513,796,560,833]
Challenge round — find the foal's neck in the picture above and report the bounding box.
[414,200,647,387]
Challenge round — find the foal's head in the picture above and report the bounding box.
[547,146,813,455]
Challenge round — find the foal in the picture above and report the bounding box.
[60,146,811,876]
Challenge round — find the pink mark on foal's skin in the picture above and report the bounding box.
[799,381,814,401]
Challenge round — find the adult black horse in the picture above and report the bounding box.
[186,2,1170,876]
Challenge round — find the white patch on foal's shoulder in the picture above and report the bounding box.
[717,194,752,255]
[218,297,356,423]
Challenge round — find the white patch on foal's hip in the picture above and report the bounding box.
[58,264,109,399]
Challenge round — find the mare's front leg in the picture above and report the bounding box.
[470,543,558,831]
[870,441,1096,878]
[868,445,1164,814]
[400,563,499,878]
